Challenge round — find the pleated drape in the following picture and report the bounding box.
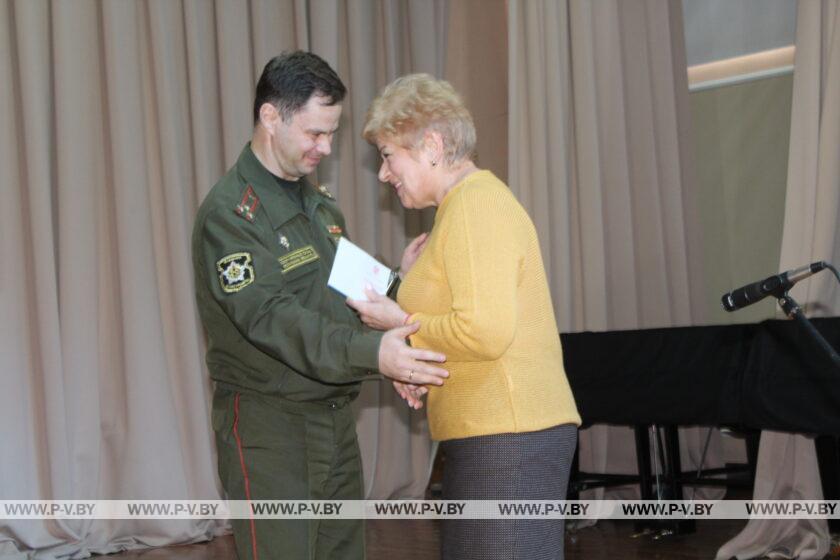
[507,0,721,501]
[0,1,446,556]
[718,3,840,558]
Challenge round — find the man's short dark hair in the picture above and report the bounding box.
[253,51,347,123]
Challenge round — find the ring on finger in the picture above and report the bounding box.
[408,370,414,381]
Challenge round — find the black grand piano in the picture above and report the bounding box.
[561,318,840,530]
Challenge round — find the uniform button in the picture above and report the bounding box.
[328,401,338,410]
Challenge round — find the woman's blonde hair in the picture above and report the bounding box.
[363,74,476,165]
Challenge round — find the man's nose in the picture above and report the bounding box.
[317,135,332,156]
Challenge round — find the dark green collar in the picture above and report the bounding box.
[235,143,324,229]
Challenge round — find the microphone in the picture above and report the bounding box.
[721,261,827,312]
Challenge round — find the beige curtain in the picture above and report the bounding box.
[507,0,721,501]
[338,0,449,500]
[509,0,705,332]
[717,2,840,559]
[444,0,508,183]
[1,2,229,556]
[354,0,513,499]
[0,0,446,557]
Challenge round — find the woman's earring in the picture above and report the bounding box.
[431,160,437,167]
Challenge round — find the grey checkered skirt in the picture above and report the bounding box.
[440,423,578,560]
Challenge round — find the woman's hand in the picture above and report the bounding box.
[400,233,429,278]
[392,381,429,409]
[347,286,409,330]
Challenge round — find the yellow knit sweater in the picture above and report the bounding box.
[398,170,581,441]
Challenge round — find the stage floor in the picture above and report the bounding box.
[96,518,761,560]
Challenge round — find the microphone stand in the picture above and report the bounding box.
[776,292,840,369]
[775,271,840,527]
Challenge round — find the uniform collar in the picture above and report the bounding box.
[236,142,324,229]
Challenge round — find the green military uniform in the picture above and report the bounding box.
[192,143,383,560]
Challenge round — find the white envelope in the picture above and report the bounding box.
[327,237,393,301]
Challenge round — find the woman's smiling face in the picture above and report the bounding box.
[376,137,438,209]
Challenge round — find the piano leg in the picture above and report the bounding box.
[632,425,697,535]
[634,425,654,499]
[664,426,696,535]
[633,425,654,534]
[745,429,760,482]
[815,435,840,533]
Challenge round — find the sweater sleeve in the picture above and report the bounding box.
[408,190,522,361]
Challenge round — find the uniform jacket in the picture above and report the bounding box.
[192,143,382,402]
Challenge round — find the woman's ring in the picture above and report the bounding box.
[408,370,414,381]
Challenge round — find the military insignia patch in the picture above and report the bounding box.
[278,234,290,250]
[317,184,335,200]
[278,246,319,273]
[234,185,260,222]
[216,252,255,293]
[327,225,342,235]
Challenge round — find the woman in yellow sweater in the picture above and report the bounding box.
[349,74,581,560]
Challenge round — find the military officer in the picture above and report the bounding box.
[191,51,448,560]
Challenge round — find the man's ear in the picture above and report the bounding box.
[258,103,280,133]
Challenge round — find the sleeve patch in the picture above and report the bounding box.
[216,252,255,293]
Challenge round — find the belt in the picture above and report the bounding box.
[216,384,352,413]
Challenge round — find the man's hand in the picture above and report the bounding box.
[393,381,429,409]
[347,287,408,330]
[378,323,448,385]
[400,233,429,278]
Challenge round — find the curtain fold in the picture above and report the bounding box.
[508,0,720,502]
[509,0,703,332]
[718,2,840,559]
[338,0,449,501]
[1,1,447,557]
[779,1,840,313]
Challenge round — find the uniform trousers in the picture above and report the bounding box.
[213,388,365,560]
[440,423,578,560]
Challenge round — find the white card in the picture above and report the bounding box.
[327,237,392,301]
